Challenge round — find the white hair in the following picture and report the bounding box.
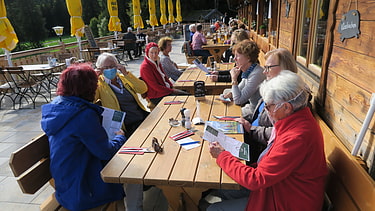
[96,52,117,68]
[127,27,133,32]
[260,70,310,111]
[189,24,196,31]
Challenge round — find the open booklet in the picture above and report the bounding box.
[101,107,126,141]
[203,124,250,161]
[205,121,244,134]
[193,58,211,73]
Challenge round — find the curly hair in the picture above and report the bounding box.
[158,36,173,52]
[231,29,249,44]
[232,40,260,63]
[57,63,98,102]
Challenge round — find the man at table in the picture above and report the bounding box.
[208,71,327,211]
[189,24,196,42]
[192,24,211,63]
[123,27,137,60]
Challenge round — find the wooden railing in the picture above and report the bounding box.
[0,25,184,67]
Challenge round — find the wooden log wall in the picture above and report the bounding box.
[244,0,375,174]
[320,0,375,171]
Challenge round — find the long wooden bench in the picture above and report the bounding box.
[315,114,375,211]
[8,133,62,211]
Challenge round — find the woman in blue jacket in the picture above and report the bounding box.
[41,63,126,211]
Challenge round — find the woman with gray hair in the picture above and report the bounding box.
[208,70,327,211]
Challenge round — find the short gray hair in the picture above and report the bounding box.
[260,70,309,112]
[96,52,117,68]
[127,27,133,32]
[189,24,196,31]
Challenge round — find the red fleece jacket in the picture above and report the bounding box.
[216,107,327,211]
[140,57,173,99]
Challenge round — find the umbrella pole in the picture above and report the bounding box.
[152,26,155,31]
[163,25,166,29]
[4,49,13,67]
[114,31,118,39]
[76,35,83,60]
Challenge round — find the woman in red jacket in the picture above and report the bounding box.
[208,70,327,211]
[140,42,187,105]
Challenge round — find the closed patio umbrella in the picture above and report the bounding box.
[148,0,158,31]
[160,0,168,28]
[132,0,144,30]
[168,0,175,25]
[107,0,122,39]
[0,0,18,66]
[175,0,182,24]
[66,0,85,59]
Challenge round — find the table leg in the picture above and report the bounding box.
[157,185,207,211]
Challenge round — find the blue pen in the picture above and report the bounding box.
[180,141,200,146]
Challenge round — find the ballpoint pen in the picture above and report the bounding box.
[180,141,200,146]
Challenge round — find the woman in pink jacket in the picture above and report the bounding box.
[140,42,187,105]
[208,71,327,211]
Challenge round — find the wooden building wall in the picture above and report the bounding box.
[240,0,375,174]
[320,0,375,170]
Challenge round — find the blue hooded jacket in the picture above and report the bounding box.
[41,96,126,211]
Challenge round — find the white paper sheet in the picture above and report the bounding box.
[101,107,126,141]
[203,124,250,161]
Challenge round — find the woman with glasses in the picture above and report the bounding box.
[220,40,265,114]
[208,71,327,211]
[238,48,298,162]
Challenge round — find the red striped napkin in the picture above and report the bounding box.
[169,130,195,141]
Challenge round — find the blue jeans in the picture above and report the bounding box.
[207,187,250,211]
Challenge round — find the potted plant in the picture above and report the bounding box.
[259,24,266,36]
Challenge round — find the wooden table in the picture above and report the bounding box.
[101,95,243,210]
[173,63,235,95]
[202,44,230,63]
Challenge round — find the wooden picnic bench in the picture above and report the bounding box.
[315,114,375,211]
[8,133,61,211]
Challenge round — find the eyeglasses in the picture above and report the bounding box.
[263,65,280,73]
[265,102,285,113]
[265,89,306,113]
[152,137,163,153]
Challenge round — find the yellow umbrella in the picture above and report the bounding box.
[0,0,18,51]
[175,0,182,23]
[168,0,175,23]
[107,0,122,32]
[66,0,85,37]
[148,0,158,27]
[159,0,168,26]
[132,0,144,29]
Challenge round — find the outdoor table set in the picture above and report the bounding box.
[101,95,244,210]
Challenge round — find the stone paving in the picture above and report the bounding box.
[0,37,187,210]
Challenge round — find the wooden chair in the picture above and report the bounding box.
[9,133,62,211]
[4,66,49,108]
[0,69,16,109]
[39,54,53,64]
[86,47,100,63]
[182,41,202,64]
[112,39,127,65]
[123,39,137,60]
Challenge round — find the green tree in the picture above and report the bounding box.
[6,0,47,50]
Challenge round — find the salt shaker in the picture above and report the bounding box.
[184,109,191,130]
